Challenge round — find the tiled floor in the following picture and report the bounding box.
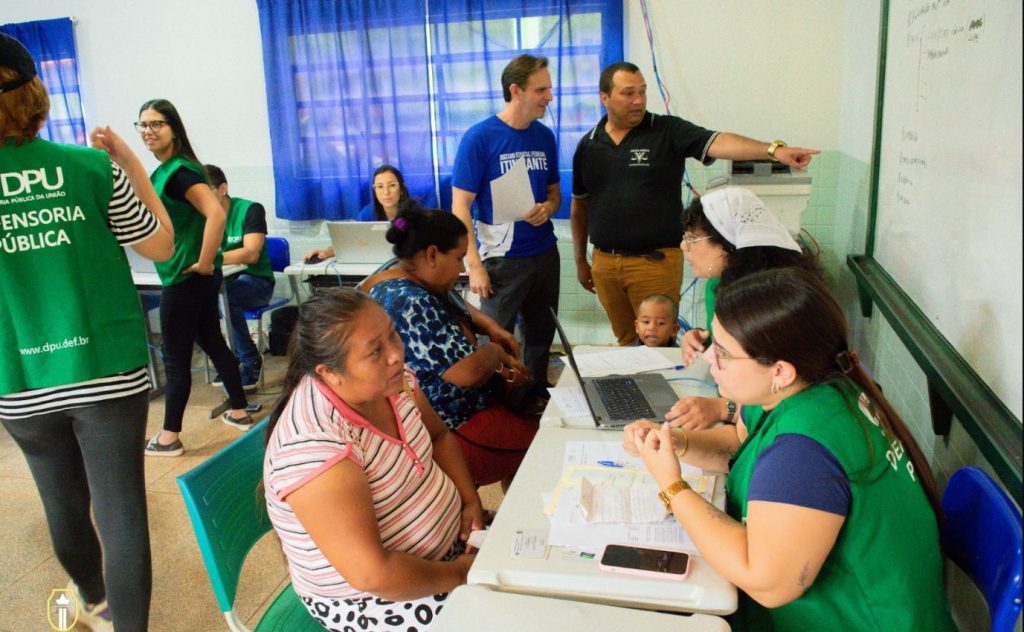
[0,354,513,631]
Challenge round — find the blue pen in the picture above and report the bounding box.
[597,460,624,468]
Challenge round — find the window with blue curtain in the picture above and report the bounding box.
[0,18,86,146]
[256,0,622,221]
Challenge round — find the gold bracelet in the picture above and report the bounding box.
[658,479,692,510]
[672,429,689,459]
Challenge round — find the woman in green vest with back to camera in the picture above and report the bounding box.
[137,99,254,456]
[625,268,955,631]
[1,34,174,630]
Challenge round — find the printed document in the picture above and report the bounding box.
[489,158,535,224]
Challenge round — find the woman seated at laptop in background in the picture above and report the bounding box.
[669,186,822,430]
[625,268,954,631]
[362,209,539,489]
[303,164,420,262]
[264,289,482,632]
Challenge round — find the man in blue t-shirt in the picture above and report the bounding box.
[452,54,561,391]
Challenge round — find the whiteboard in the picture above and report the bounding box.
[874,0,1022,420]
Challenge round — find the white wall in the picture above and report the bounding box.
[624,1,842,150]
[837,0,880,162]
[4,0,274,194]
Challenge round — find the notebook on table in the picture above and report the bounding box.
[550,308,679,429]
[326,221,392,264]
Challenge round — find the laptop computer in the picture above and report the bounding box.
[550,309,679,429]
[326,221,393,264]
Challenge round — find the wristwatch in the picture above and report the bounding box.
[725,399,737,424]
[658,479,692,511]
[767,139,787,162]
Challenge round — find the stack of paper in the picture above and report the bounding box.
[543,442,720,553]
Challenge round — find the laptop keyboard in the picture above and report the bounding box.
[593,377,655,420]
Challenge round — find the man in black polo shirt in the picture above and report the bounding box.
[571,61,818,345]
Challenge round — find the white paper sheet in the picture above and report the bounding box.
[489,158,535,224]
[563,441,704,478]
[578,477,669,524]
[546,385,591,418]
[545,442,719,553]
[562,347,677,377]
[548,486,697,553]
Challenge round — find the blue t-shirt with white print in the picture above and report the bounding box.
[451,115,558,258]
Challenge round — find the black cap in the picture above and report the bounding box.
[0,33,38,94]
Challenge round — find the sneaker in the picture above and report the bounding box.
[67,581,113,632]
[241,357,264,392]
[222,412,254,431]
[144,434,184,457]
[211,374,224,387]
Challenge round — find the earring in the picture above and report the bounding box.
[770,381,781,395]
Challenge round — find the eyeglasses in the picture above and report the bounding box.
[706,341,763,371]
[681,233,712,248]
[134,120,169,133]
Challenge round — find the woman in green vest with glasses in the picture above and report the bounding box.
[625,268,955,631]
[136,99,255,457]
[1,34,174,630]
[670,187,822,432]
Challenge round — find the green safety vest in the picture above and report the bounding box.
[220,197,273,280]
[704,276,720,332]
[150,156,221,285]
[0,137,148,394]
[725,382,955,631]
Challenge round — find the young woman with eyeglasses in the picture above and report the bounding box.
[624,268,955,631]
[303,164,419,262]
[136,99,254,456]
[668,187,823,430]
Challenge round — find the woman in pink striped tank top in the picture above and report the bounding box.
[263,289,484,631]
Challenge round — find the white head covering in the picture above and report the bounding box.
[698,187,802,252]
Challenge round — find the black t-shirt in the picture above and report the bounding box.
[164,166,206,201]
[165,170,266,236]
[572,112,717,251]
[242,202,268,235]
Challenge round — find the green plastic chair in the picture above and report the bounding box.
[177,418,321,631]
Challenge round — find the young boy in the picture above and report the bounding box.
[634,294,680,347]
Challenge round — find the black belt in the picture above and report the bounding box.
[595,246,666,261]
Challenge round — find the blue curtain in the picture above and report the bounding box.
[428,0,621,213]
[257,0,621,220]
[0,18,86,146]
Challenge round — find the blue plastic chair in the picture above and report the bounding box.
[177,418,320,632]
[243,237,292,386]
[941,466,1023,631]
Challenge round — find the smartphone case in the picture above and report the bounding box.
[597,544,692,581]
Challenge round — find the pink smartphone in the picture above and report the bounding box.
[598,544,692,581]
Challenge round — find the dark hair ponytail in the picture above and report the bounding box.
[264,289,375,444]
[715,267,943,521]
[385,207,467,260]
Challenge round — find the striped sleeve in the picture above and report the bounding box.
[106,163,161,246]
[266,378,358,501]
